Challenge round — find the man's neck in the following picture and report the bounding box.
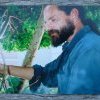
[67,22,84,42]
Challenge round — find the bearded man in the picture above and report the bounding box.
[0,5,100,94]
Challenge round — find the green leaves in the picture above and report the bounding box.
[85,6,100,31]
[0,6,52,51]
[40,31,51,48]
[6,76,23,93]
[0,6,38,51]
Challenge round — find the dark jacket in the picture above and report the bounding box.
[29,26,100,94]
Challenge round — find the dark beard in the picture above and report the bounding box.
[48,21,75,47]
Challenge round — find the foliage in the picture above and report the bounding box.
[40,31,52,48]
[85,6,100,31]
[0,6,51,51]
[6,76,23,93]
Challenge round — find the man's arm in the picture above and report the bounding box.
[0,55,59,89]
[29,61,59,92]
[0,64,34,80]
[0,52,62,92]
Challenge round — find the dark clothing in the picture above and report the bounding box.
[29,26,100,94]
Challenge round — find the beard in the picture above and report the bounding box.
[48,21,75,47]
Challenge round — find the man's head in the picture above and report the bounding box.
[43,5,83,47]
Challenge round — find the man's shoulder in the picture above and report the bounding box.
[70,31,100,57]
[69,31,100,65]
[80,31,100,50]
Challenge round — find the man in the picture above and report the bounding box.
[0,5,100,94]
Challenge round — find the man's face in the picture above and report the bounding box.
[44,5,75,47]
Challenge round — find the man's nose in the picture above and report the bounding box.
[45,22,54,31]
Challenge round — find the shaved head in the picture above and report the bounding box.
[44,5,58,13]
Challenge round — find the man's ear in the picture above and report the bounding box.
[70,8,79,20]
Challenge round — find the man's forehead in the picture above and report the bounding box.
[44,5,58,13]
[43,5,59,20]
